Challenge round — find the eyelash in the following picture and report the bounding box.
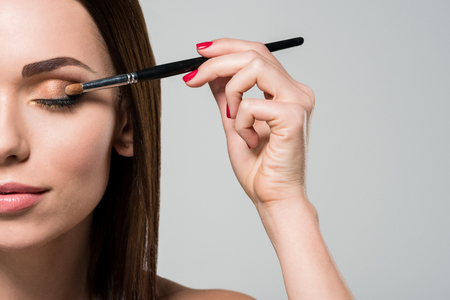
[34,95,83,110]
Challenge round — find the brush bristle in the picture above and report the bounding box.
[65,83,83,96]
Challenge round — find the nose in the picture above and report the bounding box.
[0,99,30,165]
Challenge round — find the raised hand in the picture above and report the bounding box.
[183,38,315,209]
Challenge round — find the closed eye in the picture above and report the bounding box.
[34,95,83,110]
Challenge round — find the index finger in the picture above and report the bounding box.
[196,38,288,71]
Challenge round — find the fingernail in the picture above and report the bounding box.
[182,69,198,82]
[226,104,231,119]
[197,41,213,50]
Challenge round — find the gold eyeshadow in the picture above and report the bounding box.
[26,79,84,110]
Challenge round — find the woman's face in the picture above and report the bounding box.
[0,0,128,251]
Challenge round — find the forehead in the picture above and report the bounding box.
[0,0,111,77]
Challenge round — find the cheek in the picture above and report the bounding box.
[49,121,112,193]
[52,117,113,180]
[32,101,117,215]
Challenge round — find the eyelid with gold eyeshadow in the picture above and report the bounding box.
[33,94,83,110]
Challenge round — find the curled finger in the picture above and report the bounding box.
[225,57,302,118]
[234,98,307,149]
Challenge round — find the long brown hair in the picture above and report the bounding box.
[75,1,161,299]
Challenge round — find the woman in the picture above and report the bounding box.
[0,0,354,299]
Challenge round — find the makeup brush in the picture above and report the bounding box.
[65,37,304,96]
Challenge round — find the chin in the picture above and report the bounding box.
[0,212,93,254]
[0,232,50,253]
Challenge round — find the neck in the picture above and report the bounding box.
[0,214,93,300]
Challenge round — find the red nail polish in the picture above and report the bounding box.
[182,69,198,82]
[197,41,213,50]
[226,104,231,119]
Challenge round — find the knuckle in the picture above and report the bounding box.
[239,98,252,112]
[302,84,315,99]
[224,83,233,96]
[225,83,242,100]
[250,41,269,55]
[238,99,251,117]
[295,83,315,111]
[220,37,233,44]
[200,59,220,77]
[244,49,261,60]
[249,57,267,71]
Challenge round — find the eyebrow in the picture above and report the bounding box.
[22,57,95,78]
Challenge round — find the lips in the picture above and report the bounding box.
[0,182,48,213]
[0,182,47,194]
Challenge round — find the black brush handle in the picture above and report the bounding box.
[137,57,208,81]
[265,37,304,52]
[136,37,304,81]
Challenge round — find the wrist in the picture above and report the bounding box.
[256,196,318,224]
[255,197,319,246]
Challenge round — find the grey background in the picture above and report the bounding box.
[142,1,450,299]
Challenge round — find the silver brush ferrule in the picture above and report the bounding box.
[82,72,138,93]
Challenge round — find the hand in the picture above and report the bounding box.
[183,39,355,300]
[183,38,315,208]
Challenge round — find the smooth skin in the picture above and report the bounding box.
[0,0,354,299]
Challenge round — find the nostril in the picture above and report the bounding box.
[0,147,29,165]
[0,117,30,165]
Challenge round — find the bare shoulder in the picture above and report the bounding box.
[156,276,256,300]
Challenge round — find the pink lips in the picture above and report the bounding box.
[0,182,48,213]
